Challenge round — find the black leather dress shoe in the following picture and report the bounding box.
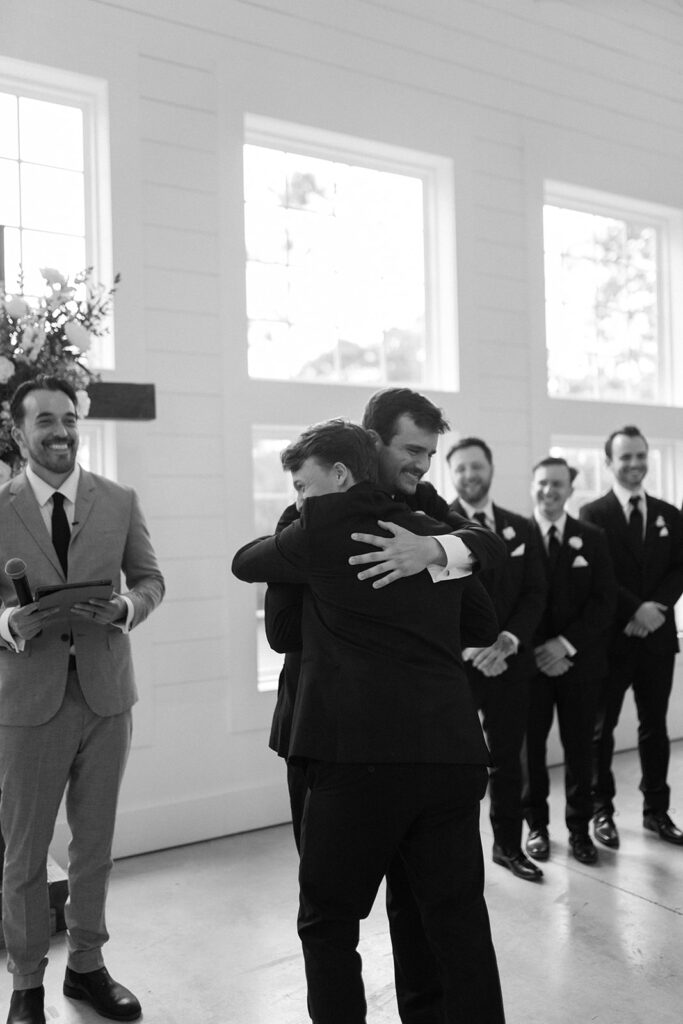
[63,967,141,1021]
[569,832,598,864]
[593,812,619,848]
[492,844,543,881]
[525,827,550,861]
[6,987,45,1024]
[643,811,683,845]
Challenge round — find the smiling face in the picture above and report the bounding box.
[607,432,648,492]
[448,444,494,509]
[375,413,438,496]
[11,387,79,487]
[531,462,574,521]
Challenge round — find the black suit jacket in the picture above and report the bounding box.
[233,482,501,765]
[449,499,547,677]
[531,514,616,677]
[579,491,683,654]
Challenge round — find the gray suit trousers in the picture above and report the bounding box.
[0,668,131,989]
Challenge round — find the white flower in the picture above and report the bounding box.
[3,296,30,318]
[40,267,68,288]
[568,536,583,550]
[21,324,47,363]
[655,515,666,528]
[502,525,516,540]
[75,390,91,418]
[64,320,92,352]
[0,356,15,384]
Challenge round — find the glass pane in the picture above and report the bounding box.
[244,143,427,385]
[19,97,84,171]
[247,320,292,380]
[0,158,20,225]
[0,93,19,159]
[544,204,659,404]
[21,164,85,235]
[1,227,22,292]
[19,230,86,296]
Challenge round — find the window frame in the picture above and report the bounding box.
[243,114,458,391]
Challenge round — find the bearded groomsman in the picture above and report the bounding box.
[580,426,683,849]
[447,438,547,882]
[523,458,616,866]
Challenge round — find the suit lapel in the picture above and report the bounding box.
[72,469,97,544]
[9,472,63,575]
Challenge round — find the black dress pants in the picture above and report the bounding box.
[522,669,599,834]
[287,761,443,1024]
[298,761,505,1024]
[592,639,675,816]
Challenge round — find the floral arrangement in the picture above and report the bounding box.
[0,267,118,478]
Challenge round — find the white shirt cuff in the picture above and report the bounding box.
[558,634,577,658]
[0,608,25,652]
[427,535,474,582]
[500,630,520,654]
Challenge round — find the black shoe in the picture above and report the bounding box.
[492,844,543,881]
[593,812,619,848]
[6,988,45,1024]
[643,811,683,845]
[569,832,598,864]
[63,967,141,1021]
[525,827,550,861]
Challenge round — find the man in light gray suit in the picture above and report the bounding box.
[0,376,164,1024]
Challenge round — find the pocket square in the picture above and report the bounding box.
[659,527,669,537]
[572,555,589,568]
[510,543,525,557]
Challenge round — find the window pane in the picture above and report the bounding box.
[18,230,86,296]
[244,143,427,385]
[19,97,84,170]
[21,164,85,235]
[544,204,659,403]
[252,431,298,692]
[0,158,20,225]
[0,93,18,159]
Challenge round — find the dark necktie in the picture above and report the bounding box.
[547,524,561,572]
[473,511,489,529]
[628,495,644,550]
[51,492,70,576]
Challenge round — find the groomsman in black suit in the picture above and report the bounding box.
[580,426,683,848]
[523,457,616,865]
[447,438,547,882]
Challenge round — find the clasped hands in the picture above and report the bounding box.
[9,595,127,640]
[623,601,667,639]
[534,637,573,677]
[468,633,516,677]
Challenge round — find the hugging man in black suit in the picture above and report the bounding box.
[233,420,505,1024]
[580,426,683,849]
[446,437,547,883]
[523,457,616,866]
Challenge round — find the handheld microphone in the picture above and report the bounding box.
[5,558,34,606]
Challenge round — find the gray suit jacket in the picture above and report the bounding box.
[0,468,165,725]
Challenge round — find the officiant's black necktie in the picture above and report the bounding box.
[473,511,489,529]
[51,491,70,575]
[547,524,561,572]
[628,495,644,552]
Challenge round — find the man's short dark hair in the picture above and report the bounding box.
[10,376,78,427]
[531,456,578,484]
[445,436,493,466]
[604,425,648,460]
[281,419,378,484]
[361,388,450,445]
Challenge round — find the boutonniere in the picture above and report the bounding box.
[502,525,516,541]
[655,515,666,528]
[571,555,589,568]
[567,536,583,550]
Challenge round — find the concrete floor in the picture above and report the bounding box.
[2,743,683,1023]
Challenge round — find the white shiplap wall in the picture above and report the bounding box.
[3,0,683,856]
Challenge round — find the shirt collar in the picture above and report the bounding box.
[26,463,81,508]
[459,497,494,525]
[612,481,646,511]
[534,508,567,540]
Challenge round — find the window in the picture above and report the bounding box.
[252,428,299,692]
[0,57,113,369]
[543,183,682,405]
[243,116,457,389]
